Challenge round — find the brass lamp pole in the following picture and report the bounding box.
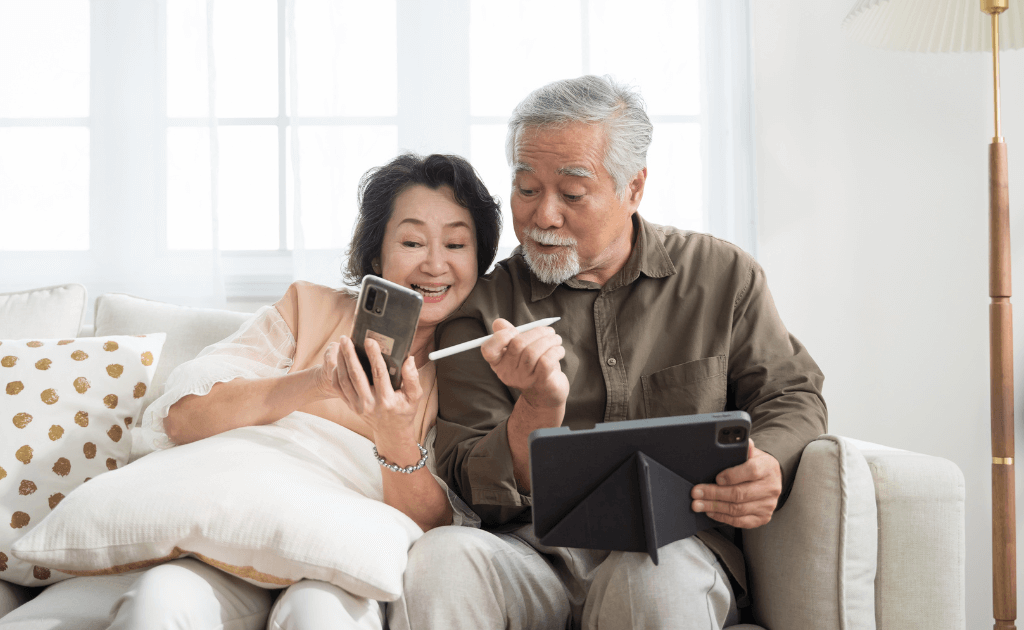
[985,2,1016,628]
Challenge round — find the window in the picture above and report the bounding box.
[1,0,755,309]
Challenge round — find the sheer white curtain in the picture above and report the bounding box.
[0,0,755,317]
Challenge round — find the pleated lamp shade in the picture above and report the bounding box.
[844,0,1024,52]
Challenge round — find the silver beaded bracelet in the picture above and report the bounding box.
[373,443,429,474]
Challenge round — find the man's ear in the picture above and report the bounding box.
[627,167,647,206]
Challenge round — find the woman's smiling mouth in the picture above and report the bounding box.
[412,284,451,302]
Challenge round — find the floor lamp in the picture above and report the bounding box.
[844,2,1023,628]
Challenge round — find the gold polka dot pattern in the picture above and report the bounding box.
[0,334,165,586]
[52,458,71,477]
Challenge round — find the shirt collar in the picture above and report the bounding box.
[528,213,677,302]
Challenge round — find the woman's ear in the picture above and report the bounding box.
[371,258,381,274]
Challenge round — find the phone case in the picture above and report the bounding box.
[350,276,423,390]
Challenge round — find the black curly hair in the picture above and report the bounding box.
[343,153,503,286]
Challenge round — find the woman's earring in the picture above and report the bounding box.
[371,259,381,274]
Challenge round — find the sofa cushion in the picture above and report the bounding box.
[92,294,251,460]
[0,285,87,340]
[0,334,165,586]
[742,435,878,629]
[12,413,423,602]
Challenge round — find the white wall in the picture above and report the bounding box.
[752,1,1024,626]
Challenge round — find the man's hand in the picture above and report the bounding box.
[691,439,782,529]
[481,318,569,410]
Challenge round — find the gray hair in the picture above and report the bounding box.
[505,75,653,198]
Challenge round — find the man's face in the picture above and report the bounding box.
[510,123,644,285]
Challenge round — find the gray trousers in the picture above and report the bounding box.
[388,524,739,630]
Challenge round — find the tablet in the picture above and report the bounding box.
[528,411,750,564]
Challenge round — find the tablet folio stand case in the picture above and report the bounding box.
[529,412,750,565]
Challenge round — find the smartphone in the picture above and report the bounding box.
[350,276,423,390]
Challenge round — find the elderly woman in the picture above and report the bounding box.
[0,153,502,630]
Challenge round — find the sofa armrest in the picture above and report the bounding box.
[850,439,966,630]
[743,435,879,629]
[742,435,965,630]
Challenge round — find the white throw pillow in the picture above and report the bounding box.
[0,334,166,586]
[12,414,424,602]
[0,284,87,340]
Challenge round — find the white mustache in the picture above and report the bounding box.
[524,228,577,248]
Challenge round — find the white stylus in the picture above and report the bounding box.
[428,317,561,361]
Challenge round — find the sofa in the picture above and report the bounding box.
[0,284,967,629]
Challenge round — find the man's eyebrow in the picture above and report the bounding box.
[513,162,534,174]
[557,166,596,179]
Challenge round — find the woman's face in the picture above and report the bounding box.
[379,184,479,329]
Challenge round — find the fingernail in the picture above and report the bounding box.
[693,488,703,499]
[694,501,704,511]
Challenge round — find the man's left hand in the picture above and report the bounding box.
[691,439,782,529]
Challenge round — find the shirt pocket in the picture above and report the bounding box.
[641,355,728,418]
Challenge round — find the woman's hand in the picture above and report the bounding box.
[325,336,423,442]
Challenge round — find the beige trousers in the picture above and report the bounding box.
[388,524,739,630]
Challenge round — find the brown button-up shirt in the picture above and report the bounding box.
[433,214,827,597]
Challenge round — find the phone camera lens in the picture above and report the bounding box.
[374,308,382,314]
[364,288,377,312]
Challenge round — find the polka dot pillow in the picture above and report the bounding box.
[0,333,165,586]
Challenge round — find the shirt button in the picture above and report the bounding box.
[607,357,617,366]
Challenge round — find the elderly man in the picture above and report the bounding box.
[389,75,827,630]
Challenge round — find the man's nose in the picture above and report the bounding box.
[534,193,564,229]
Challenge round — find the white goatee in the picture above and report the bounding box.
[521,227,582,285]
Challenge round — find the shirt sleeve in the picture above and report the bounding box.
[424,425,482,528]
[433,313,531,527]
[728,258,828,503]
[141,305,296,449]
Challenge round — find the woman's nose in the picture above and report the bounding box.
[421,244,447,274]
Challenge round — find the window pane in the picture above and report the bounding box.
[219,127,280,250]
[167,126,279,250]
[642,123,702,230]
[470,1,582,117]
[288,126,398,250]
[167,127,213,249]
[292,0,397,116]
[0,0,89,117]
[470,124,517,249]
[167,0,278,118]
[589,0,700,116]
[0,128,89,250]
